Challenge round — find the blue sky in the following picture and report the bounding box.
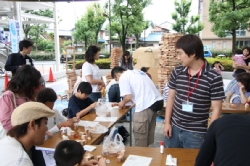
[56,0,198,30]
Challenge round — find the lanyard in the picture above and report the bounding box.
[187,62,205,101]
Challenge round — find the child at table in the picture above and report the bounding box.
[54,140,106,166]
[68,82,97,119]
[36,88,77,137]
[225,73,250,104]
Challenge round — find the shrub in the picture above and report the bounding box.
[210,49,232,58]
[30,55,54,60]
[205,57,233,71]
[75,58,111,69]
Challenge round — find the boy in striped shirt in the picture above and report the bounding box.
[164,34,225,148]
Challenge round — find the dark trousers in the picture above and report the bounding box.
[108,84,121,102]
[88,92,102,102]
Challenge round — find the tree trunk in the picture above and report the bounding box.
[85,36,88,50]
[135,34,139,49]
[121,35,126,52]
[95,33,98,45]
[232,29,236,53]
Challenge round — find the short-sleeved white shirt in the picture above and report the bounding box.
[82,62,100,92]
[119,70,162,112]
[0,136,33,166]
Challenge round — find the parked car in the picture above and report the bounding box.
[204,50,212,57]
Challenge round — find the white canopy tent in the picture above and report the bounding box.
[0,1,60,71]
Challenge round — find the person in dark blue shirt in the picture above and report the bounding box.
[68,82,96,119]
[5,39,34,76]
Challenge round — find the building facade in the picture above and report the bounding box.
[200,0,250,50]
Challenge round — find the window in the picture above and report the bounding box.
[212,41,216,48]
[223,41,227,49]
[226,30,246,37]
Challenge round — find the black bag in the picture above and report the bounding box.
[61,108,68,117]
[118,126,130,143]
[149,100,164,112]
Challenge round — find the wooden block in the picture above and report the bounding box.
[117,150,125,162]
[96,155,102,161]
[230,104,236,108]
[85,153,94,161]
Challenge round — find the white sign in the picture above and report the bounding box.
[9,20,21,53]
[128,38,134,44]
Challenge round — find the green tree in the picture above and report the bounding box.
[109,0,151,51]
[209,0,250,52]
[172,0,204,35]
[86,3,106,44]
[23,9,53,39]
[72,16,95,50]
[129,17,149,48]
[29,24,47,51]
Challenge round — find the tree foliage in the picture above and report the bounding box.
[86,3,106,44]
[109,0,151,52]
[22,9,53,51]
[72,16,95,50]
[73,3,106,50]
[172,0,204,35]
[22,9,53,40]
[209,0,250,52]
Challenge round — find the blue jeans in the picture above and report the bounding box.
[108,84,120,102]
[88,92,102,102]
[164,125,205,148]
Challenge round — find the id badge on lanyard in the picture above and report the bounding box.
[182,62,204,113]
[182,100,194,112]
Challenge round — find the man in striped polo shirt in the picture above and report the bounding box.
[164,34,225,148]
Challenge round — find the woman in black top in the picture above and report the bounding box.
[119,51,133,70]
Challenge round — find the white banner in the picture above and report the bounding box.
[9,19,21,53]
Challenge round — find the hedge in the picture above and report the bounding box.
[73,58,234,71]
[210,49,233,58]
[74,58,111,69]
[206,57,233,71]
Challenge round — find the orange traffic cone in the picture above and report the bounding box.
[4,73,9,90]
[48,67,55,82]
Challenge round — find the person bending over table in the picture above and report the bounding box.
[111,66,163,147]
[82,45,105,102]
[195,114,250,166]
[68,82,97,119]
[226,73,250,104]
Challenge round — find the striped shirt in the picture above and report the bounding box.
[168,60,225,133]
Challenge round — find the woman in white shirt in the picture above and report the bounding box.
[82,46,105,102]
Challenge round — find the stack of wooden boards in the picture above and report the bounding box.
[106,48,123,85]
[110,48,123,69]
[158,33,183,94]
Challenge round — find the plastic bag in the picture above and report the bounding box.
[102,127,125,157]
[95,99,110,117]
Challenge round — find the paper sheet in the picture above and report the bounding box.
[94,117,118,122]
[77,120,99,127]
[122,155,152,166]
[84,145,97,152]
[42,150,56,166]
